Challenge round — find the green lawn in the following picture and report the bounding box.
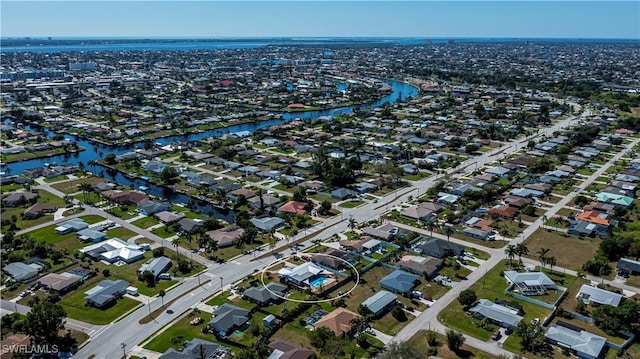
[143,309,246,355]
[524,228,599,271]
[339,200,364,208]
[408,330,501,359]
[152,225,179,239]
[1,189,67,233]
[106,226,137,240]
[25,214,106,252]
[43,175,69,183]
[131,216,161,229]
[106,206,137,220]
[439,260,553,342]
[60,294,140,325]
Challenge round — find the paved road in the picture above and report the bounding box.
[40,109,613,358]
[0,299,101,335]
[393,136,640,348]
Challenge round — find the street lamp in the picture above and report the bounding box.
[220,277,223,291]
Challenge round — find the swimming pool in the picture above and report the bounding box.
[309,277,329,288]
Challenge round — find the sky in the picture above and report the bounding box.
[1,1,639,39]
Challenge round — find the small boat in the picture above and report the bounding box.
[138,185,149,191]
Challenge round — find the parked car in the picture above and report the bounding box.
[491,330,501,340]
[505,327,513,335]
[423,295,433,301]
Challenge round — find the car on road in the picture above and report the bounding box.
[166,309,174,314]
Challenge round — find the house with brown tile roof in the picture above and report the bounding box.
[23,203,58,219]
[277,201,307,215]
[207,226,245,247]
[268,339,314,359]
[397,255,443,277]
[314,307,361,336]
[488,204,519,218]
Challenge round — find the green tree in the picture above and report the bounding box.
[458,289,477,309]
[505,244,517,266]
[442,225,455,243]
[391,306,407,322]
[23,301,69,349]
[516,243,529,263]
[445,329,466,351]
[161,166,180,184]
[377,341,426,359]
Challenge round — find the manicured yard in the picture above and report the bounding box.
[408,330,500,359]
[106,206,137,220]
[60,292,140,325]
[339,200,364,208]
[524,228,599,271]
[143,309,243,354]
[43,175,69,183]
[106,226,137,240]
[1,189,67,233]
[131,216,161,229]
[439,260,553,342]
[25,214,106,252]
[152,225,179,239]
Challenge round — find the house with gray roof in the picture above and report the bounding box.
[331,187,357,200]
[504,270,557,295]
[2,262,42,282]
[137,199,172,216]
[77,227,107,242]
[362,290,398,317]
[208,303,250,337]
[452,183,481,196]
[468,299,523,329]
[379,270,418,294]
[250,217,285,233]
[576,285,624,307]
[138,256,172,280]
[55,218,89,234]
[159,338,231,359]
[416,237,465,258]
[618,257,640,277]
[85,279,129,308]
[242,282,287,305]
[2,192,38,207]
[545,323,606,359]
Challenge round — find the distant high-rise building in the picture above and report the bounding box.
[69,62,97,71]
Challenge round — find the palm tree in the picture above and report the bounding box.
[206,238,219,253]
[515,243,529,264]
[505,244,517,266]
[547,256,556,273]
[171,237,181,259]
[159,289,166,306]
[78,182,92,203]
[348,216,356,235]
[87,159,97,174]
[442,225,454,243]
[542,214,548,229]
[537,248,550,270]
[425,220,439,238]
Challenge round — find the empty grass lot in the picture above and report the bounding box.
[50,176,109,194]
[131,216,161,229]
[523,228,599,271]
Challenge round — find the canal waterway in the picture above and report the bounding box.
[5,79,418,220]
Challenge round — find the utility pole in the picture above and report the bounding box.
[120,342,126,358]
[220,277,223,291]
[147,298,151,315]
